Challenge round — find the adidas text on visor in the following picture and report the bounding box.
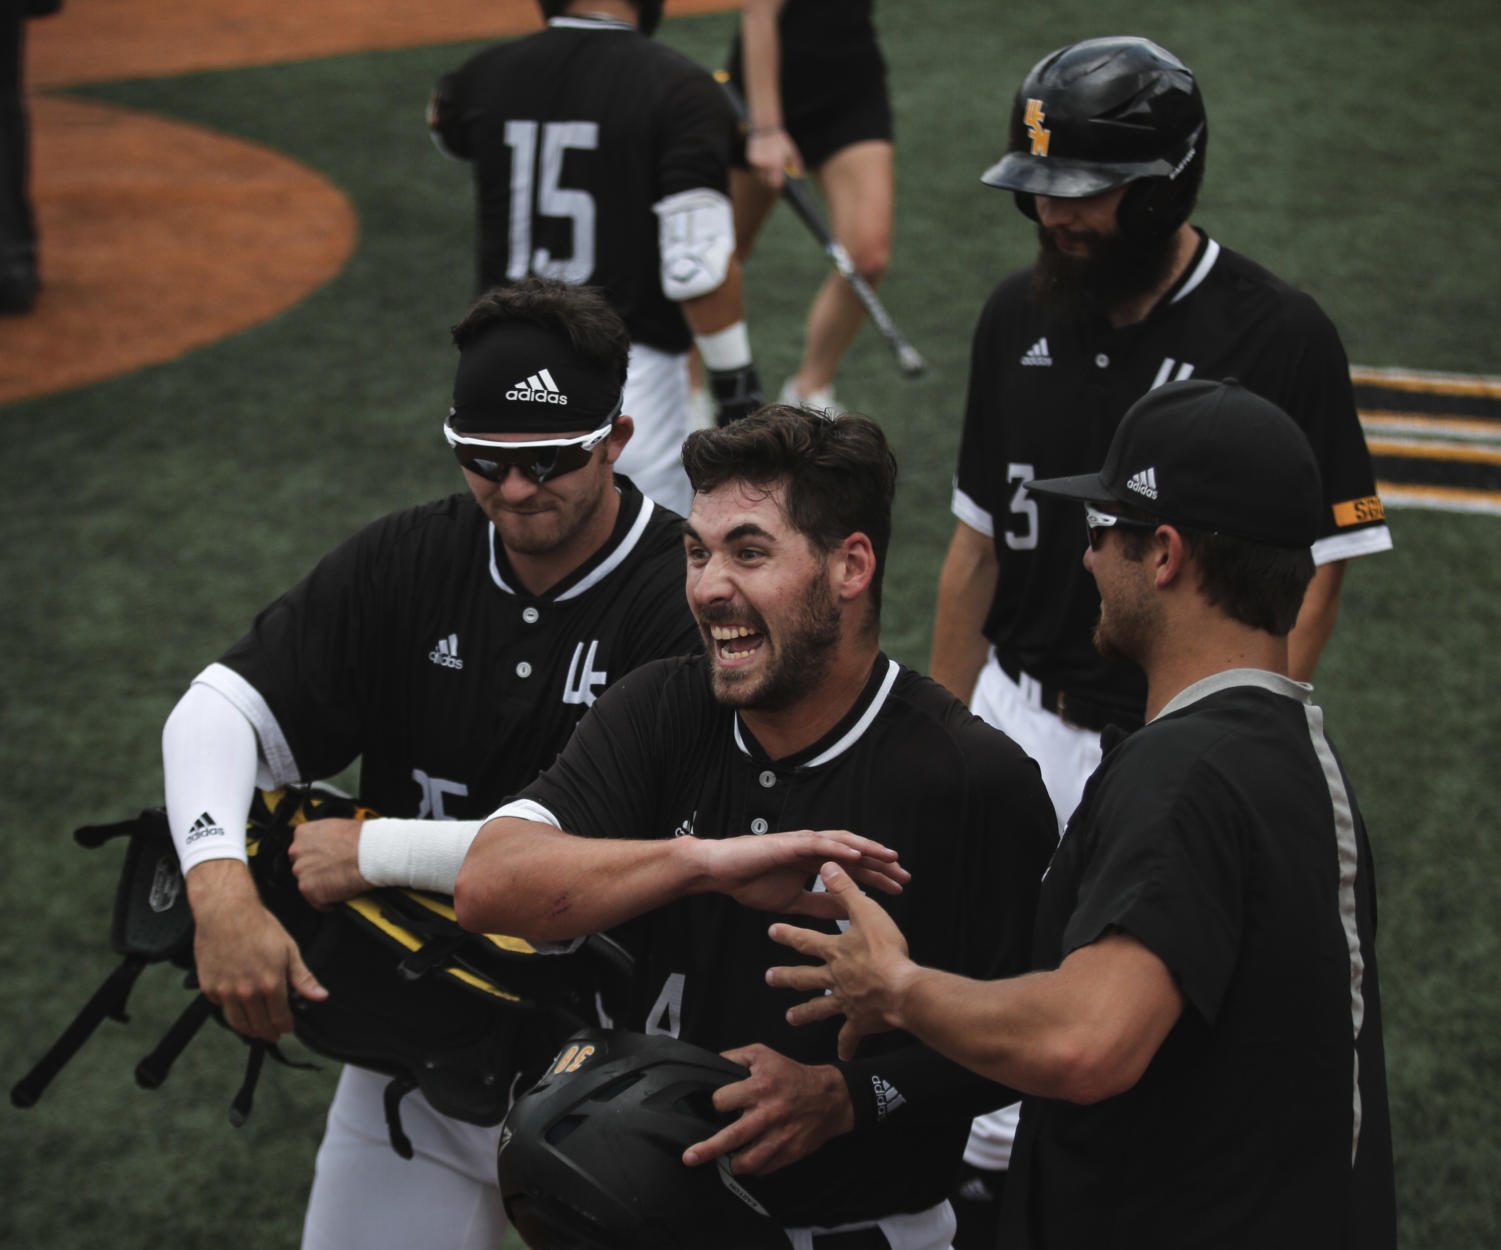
[449,321,625,437]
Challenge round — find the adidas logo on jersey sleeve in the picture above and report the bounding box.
[1126,468,1159,500]
[871,1075,907,1120]
[505,368,569,404]
[1020,337,1052,366]
[429,633,464,669]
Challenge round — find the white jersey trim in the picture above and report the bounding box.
[1311,524,1393,566]
[547,17,634,32]
[951,484,994,538]
[1303,699,1368,1164]
[486,488,656,600]
[1152,666,1311,721]
[193,662,302,786]
[1168,237,1221,305]
[731,657,902,770]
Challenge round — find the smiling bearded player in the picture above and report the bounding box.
[451,405,1057,1247]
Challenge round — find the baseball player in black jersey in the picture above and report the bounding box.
[161,278,700,1250]
[429,0,763,518]
[726,0,893,412]
[772,380,1396,1249]
[453,407,1057,1247]
[929,41,1393,1233]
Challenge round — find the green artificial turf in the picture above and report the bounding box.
[3,3,1497,1246]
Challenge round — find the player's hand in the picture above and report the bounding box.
[681,1043,853,1175]
[767,860,917,1060]
[289,817,371,908]
[697,829,908,917]
[747,127,803,190]
[186,859,328,1042]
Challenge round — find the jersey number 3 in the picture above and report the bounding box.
[504,120,598,285]
[1005,462,1039,551]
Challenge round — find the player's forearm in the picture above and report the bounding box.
[928,524,998,702]
[453,818,711,940]
[889,935,1183,1105]
[739,0,787,133]
[1287,559,1345,683]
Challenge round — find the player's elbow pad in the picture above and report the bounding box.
[655,188,735,302]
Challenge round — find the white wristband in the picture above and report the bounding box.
[356,818,484,894]
[694,321,753,372]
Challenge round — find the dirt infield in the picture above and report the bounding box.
[2,0,733,406]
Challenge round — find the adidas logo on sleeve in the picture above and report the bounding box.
[183,811,226,846]
[506,368,569,405]
[1126,468,1159,500]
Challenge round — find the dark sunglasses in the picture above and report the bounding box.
[444,421,613,484]
[1084,503,1158,550]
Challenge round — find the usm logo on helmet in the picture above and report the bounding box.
[551,1042,597,1074]
[1024,99,1050,156]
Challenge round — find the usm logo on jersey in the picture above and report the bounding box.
[563,640,607,707]
[1024,99,1050,156]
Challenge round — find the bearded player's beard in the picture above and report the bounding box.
[1028,221,1182,320]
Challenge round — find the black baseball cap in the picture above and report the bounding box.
[1025,378,1323,548]
[449,321,623,436]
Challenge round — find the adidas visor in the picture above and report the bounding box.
[1025,378,1323,548]
[449,321,624,437]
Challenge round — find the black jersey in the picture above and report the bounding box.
[954,233,1393,719]
[1005,671,1395,1249]
[205,479,699,820]
[433,18,735,354]
[510,653,1058,1226]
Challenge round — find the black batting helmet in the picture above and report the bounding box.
[498,1028,792,1249]
[983,36,1207,239]
[536,0,664,37]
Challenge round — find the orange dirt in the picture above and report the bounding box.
[2,0,735,405]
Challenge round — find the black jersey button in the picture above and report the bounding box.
[750,818,769,835]
[758,770,776,789]
[516,661,533,678]
[1094,353,1109,368]
[522,607,540,624]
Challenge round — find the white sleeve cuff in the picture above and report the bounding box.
[357,818,484,894]
[951,484,995,538]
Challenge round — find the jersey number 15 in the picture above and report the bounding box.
[504,120,598,285]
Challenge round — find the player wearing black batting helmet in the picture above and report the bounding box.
[455,405,1057,1248]
[772,379,1396,1249]
[982,35,1206,240]
[161,276,700,1250]
[932,35,1391,1247]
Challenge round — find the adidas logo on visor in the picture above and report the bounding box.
[1126,468,1159,500]
[505,368,569,405]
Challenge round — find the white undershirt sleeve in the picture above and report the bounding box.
[162,682,261,874]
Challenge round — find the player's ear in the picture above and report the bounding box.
[831,532,876,604]
[604,415,634,464]
[1154,525,1189,588]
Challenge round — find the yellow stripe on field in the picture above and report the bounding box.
[1359,411,1501,441]
[1366,438,1501,465]
[1351,367,1501,399]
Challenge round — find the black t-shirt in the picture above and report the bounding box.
[510,653,1058,1226]
[725,0,885,126]
[434,18,735,353]
[1005,671,1395,1249]
[954,233,1392,718]
[208,479,700,819]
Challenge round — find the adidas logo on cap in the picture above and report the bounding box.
[1126,467,1159,500]
[506,368,569,405]
[1020,337,1052,367]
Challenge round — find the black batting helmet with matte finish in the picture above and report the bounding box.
[983,36,1207,239]
[536,0,665,37]
[497,1028,792,1249]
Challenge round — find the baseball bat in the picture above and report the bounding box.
[716,72,927,379]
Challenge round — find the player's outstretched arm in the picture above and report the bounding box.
[453,819,906,943]
[770,863,1185,1104]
